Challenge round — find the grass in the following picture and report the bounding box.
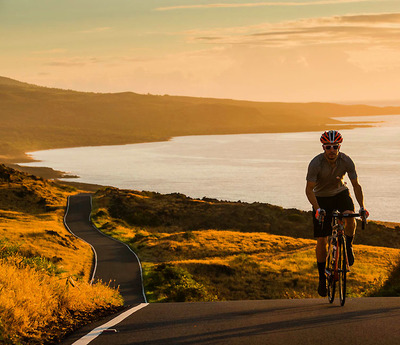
[0,165,123,344]
[0,242,122,344]
[92,187,400,302]
[1,162,400,339]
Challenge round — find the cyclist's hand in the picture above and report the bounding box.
[315,208,326,222]
[359,207,369,219]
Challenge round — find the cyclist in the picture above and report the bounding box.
[305,130,368,297]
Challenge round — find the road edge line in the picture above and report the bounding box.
[72,303,149,345]
[88,195,148,303]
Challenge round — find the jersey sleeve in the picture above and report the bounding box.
[306,158,318,182]
[346,156,358,180]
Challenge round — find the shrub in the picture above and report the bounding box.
[145,264,217,302]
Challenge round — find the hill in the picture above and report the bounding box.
[92,187,400,301]
[0,165,123,344]
[2,76,400,162]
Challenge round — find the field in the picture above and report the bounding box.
[1,163,400,343]
[0,165,123,344]
[92,187,400,302]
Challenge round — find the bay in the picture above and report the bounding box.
[22,115,400,223]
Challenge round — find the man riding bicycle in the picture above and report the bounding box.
[305,130,369,297]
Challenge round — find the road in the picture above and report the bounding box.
[64,193,146,305]
[62,194,400,345]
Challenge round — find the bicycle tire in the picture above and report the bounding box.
[326,239,335,303]
[338,237,347,306]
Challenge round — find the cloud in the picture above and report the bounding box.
[44,57,102,67]
[155,0,378,11]
[31,49,67,55]
[78,27,111,34]
[187,13,400,48]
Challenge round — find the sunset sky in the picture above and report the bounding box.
[2,0,400,103]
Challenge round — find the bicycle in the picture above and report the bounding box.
[324,211,367,306]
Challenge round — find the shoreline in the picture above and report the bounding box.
[6,162,400,227]
[1,118,377,166]
[5,163,105,192]
[6,116,399,224]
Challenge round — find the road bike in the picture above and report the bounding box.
[324,211,367,306]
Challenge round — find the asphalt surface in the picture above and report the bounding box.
[64,193,146,305]
[62,194,400,345]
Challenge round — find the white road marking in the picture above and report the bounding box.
[72,303,149,345]
[88,195,148,303]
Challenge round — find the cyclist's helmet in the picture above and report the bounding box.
[320,130,343,144]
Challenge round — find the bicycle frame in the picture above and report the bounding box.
[329,218,350,282]
[325,222,346,305]
[325,211,366,306]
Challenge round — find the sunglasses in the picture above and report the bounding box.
[324,145,340,150]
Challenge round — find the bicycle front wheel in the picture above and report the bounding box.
[326,239,335,304]
[327,273,335,303]
[338,237,347,306]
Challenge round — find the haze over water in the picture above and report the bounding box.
[23,115,400,223]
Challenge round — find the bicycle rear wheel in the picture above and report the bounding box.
[326,239,335,303]
[338,237,347,306]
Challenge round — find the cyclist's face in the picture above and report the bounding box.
[323,144,340,161]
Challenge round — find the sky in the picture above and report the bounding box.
[2,0,400,103]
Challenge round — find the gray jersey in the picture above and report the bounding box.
[306,152,358,197]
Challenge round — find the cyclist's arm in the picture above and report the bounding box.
[350,178,365,209]
[305,181,320,210]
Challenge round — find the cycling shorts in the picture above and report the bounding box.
[312,189,355,237]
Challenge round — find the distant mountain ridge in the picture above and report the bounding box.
[2,76,400,163]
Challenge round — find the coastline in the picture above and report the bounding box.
[5,163,104,192]
[5,164,400,228]
[4,117,377,180]
[5,115,399,223]
[1,116,378,166]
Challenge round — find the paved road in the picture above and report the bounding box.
[62,194,400,345]
[64,193,146,305]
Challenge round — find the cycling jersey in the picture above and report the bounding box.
[306,152,358,197]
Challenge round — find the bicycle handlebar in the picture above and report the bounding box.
[331,211,368,229]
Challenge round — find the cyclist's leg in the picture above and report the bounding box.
[313,195,333,297]
[316,237,328,261]
[313,200,332,263]
[336,190,356,265]
[335,189,356,236]
[316,236,328,296]
[343,216,355,266]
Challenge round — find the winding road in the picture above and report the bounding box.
[62,194,400,345]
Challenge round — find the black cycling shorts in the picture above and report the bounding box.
[312,189,355,237]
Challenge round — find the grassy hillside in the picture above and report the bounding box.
[92,187,400,302]
[0,165,123,344]
[2,76,400,162]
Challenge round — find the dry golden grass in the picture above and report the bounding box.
[0,254,122,344]
[0,210,92,279]
[92,188,400,302]
[0,165,123,344]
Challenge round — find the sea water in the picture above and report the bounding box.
[21,115,400,223]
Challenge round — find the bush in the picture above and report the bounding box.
[145,264,217,302]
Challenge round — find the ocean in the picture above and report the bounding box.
[22,115,400,223]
